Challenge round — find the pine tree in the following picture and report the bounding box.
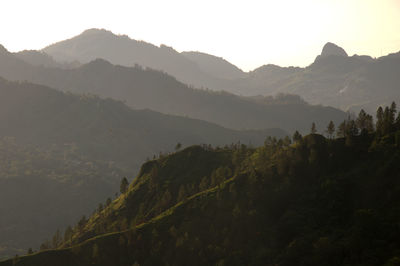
[326,121,335,139]
[175,142,182,151]
[376,106,384,135]
[292,131,302,143]
[120,177,129,194]
[311,122,317,134]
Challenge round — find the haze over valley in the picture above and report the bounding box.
[0,1,399,265]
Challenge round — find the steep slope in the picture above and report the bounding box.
[42,28,223,88]
[181,51,246,80]
[5,124,400,265]
[14,50,79,69]
[0,77,281,257]
[0,46,347,133]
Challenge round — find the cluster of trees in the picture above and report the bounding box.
[307,102,399,140]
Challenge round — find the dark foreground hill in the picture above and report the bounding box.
[0,45,347,133]
[4,108,400,265]
[0,77,281,258]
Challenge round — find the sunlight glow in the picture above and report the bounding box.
[0,0,399,70]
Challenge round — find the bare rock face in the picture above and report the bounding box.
[320,42,348,58]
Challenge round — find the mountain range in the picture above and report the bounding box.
[0,43,346,134]
[38,28,400,114]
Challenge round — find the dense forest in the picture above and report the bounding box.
[3,103,400,266]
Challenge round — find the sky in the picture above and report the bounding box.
[0,0,399,71]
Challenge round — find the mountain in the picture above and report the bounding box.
[41,30,400,113]
[0,45,347,133]
[228,43,400,113]
[14,50,79,69]
[0,77,282,258]
[4,108,400,265]
[316,42,348,60]
[181,51,245,80]
[42,28,224,88]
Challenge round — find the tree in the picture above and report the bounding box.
[27,248,33,255]
[326,121,335,139]
[120,177,129,194]
[356,109,374,134]
[337,120,346,138]
[293,131,302,143]
[177,185,187,202]
[311,122,317,134]
[105,197,112,207]
[175,142,182,151]
[52,229,62,248]
[376,106,384,135]
[98,203,103,213]
[64,226,73,244]
[77,215,87,232]
[282,136,292,146]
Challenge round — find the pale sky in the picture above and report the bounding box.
[1,0,399,71]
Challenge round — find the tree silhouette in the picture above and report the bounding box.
[120,177,129,194]
[311,122,317,134]
[326,121,335,139]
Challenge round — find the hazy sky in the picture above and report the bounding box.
[1,0,399,71]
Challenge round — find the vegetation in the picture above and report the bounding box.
[0,77,278,258]
[3,103,400,265]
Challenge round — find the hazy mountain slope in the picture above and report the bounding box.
[181,51,246,80]
[0,138,128,259]
[41,30,400,113]
[230,43,400,113]
[0,77,279,257]
[0,77,275,168]
[0,46,347,133]
[5,128,400,266]
[42,28,223,88]
[14,50,79,69]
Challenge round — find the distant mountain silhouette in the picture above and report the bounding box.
[42,28,224,88]
[14,50,80,68]
[0,45,346,133]
[41,30,400,113]
[224,43,400,113]
[181,51,246,80]
[315,42,348,61]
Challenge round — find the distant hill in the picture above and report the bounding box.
[42,28,223,88]
[40,30,400,113]
[0,45,347,133]
[0,77,282,258]
[14,50,80,69]
[225,43,400,113]
[5,115,400,265]
[181,51,245,80]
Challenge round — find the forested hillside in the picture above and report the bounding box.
[0,77,281,258]
[4,104,400,266]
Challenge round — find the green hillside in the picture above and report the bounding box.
[0,77,282,258]
[4,105,400,265]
